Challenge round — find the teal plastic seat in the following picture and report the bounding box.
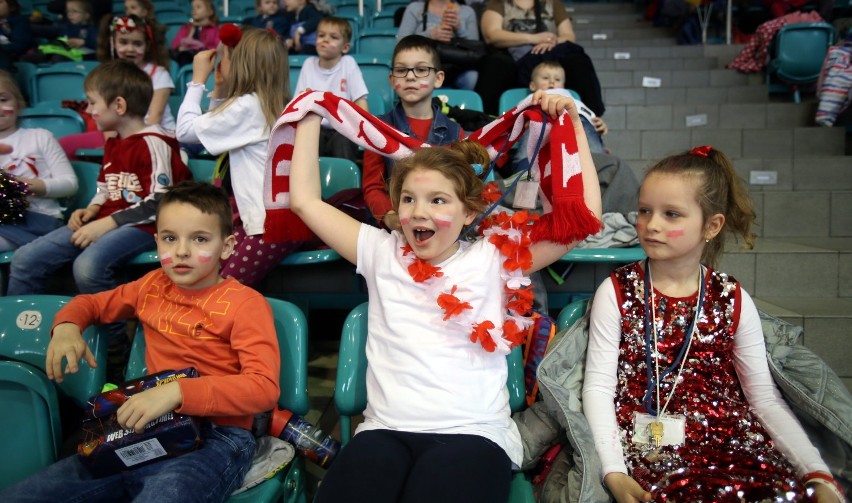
[66,161,100,218]
[125,297,309,503]
[187,158,216,183]
[175,65,216,109]
[560,247,646,263]
[357,28,397,59]
[433,89,484,112]
[279,157,360,267]
[766,22,835,103]
[352,54,394,111]
[19,102,86,138]
[335,302,535,501]
[556,298,589,331]
[0,295,107,489]
[32,66,88,103]
[371,12,396,29]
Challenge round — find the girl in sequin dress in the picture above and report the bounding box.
[583,147,844,503]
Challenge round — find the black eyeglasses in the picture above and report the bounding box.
[391,66,437,78]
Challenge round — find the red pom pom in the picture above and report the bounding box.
[219,24,242,47]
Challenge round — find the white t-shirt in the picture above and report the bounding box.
[1,128,77,219]
[175,86,269,236]
[295,55,368,128]
[583,277,831,478]
[143,62,176,131]
[355,225,523,466]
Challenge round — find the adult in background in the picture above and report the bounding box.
[397,0,481,89]
[478,0,604,117]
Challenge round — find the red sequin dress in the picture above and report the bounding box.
[611,262,809,502]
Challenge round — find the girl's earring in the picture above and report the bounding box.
[705,239,710,243]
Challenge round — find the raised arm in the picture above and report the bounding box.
[525,90,602,274]
[289,113,362,263]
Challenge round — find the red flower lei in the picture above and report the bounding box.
[399,201,539,353]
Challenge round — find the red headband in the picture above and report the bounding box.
[220,24,242,47]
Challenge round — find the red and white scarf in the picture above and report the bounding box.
[263,90,600,245]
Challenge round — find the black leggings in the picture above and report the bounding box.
[314,429,513,503]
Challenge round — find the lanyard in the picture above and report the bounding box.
[642,259,704,417]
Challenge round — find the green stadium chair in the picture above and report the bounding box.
[125,297,309,503]
[334,302,535,501]
[766,22,835,103]
[19,102,86,138]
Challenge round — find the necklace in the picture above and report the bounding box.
[399,208,540,353]
[642,259,704,447]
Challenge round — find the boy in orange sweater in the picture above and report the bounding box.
[0,181,280,502]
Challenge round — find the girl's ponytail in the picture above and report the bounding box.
[647,146,756,268]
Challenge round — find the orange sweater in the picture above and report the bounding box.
[53,269,280,431]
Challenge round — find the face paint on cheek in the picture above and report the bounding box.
[636,223,645,232]
[666,229,685,238]
[399,217,410,226]
[394,82,402,89]
[434,214,453,228]
[198,251,214,263]
[1,106,15,117]
[418,81,429,88]
[159,252,173,266]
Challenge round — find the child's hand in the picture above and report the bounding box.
[532,31,556,46]
[46,323,96,383]
[67,206,98,231]
[592,116,608,135]
[293,33,302,51]
[116,381,183,433]
[604,473,653,503]
[66,37,84,48]
[383,211,401,231]
[532,89,580,123]
[285,38,294,49]
[810,483,841,503]
[191,49,217,84]
[71,216,117,248]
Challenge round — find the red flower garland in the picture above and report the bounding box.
[400,191,539,353]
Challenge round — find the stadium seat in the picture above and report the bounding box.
[334,302,535,501]
[187,158,216,183]
[32,66,88,103]
[357,28,397,59]
[0,295,107,490]
[352,54,394,112]
[433,88,484,112]
[499,88,581,115]
[556,298,589,331]
[19,102,87,138]
[766,22,835,103]
[125,297,309,503]
[66,161,101,218]
[175,64,216,109]
[371,12,396,29]
[546,246,646,309]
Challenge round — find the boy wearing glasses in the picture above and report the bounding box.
[362,34,462,232]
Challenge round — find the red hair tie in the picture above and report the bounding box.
[220,24,242,47]
[689,145,712,157]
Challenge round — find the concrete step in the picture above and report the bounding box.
[587,45,707,59]
[593,57,720,71]
[584,37,678,47]
[719,239,848,298]
[575,26,675,40]
[753,190,852,238]
[750,296,852,388]
[603,85,769,106]
[604,127,846,162]
[597,69,762,88]
[703,43,749,67]
[603,102,818,131]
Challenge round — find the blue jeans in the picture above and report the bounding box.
[0,211,64,252]
[7,224,154,296]
[0,423,256,503]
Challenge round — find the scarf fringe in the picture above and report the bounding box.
[531,198,603,244]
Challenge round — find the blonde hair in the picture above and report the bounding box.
[389,141,490,216]
[0,70,26,110]
[219,28,290,129]
[646,147,756,268]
